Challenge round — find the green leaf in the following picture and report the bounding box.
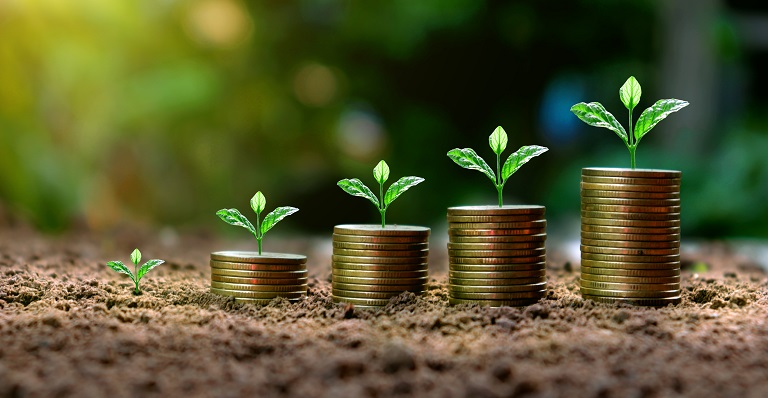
[137,259,164,281]
[250,191,266,215]
[106,261,135,282]
[260,206,299,236]
[384,176,424,207]
[373,160,390,184]
[488,126,508,155]
[130,249,141,265]
[633,99,689,142]
[447,148,496,183]
[501,145,549,183]
[619,76,642,111]
[570,102,628,144]
[216,208,257,236]
[337,178,380,207]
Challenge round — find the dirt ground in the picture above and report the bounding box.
[1,224,768,398]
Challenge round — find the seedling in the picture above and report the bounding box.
[216,191,299,254]
[570,76,689,169]
[106,249,164,294]
[447,126,548,207]
[338,160,424,228]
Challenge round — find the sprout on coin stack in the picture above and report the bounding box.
[212,192,307,304]
[446,126,549,307]
[570,76,688,306]
[334,160,429,308]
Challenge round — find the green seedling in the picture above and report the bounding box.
[447,126,548,207]
[570,76,689,169]
[338,160,424,228]
[216,191,299,254]
[106,248,164,294]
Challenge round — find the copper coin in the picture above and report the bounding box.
[581,204,681,214]
[582,224,680,235]
[332,241,429,251]
[331,276,428,285]
[447,205,545,216]
[448,242,544,250]
[210,287,306,299]
[582,167,681,179]
[449,262,546,272]
[580,245,680,256]
[581,253,680,263]
[333,248,429,257]
[579,279,679,291]
[580,182,680,193]
[450,234,547,243]
[582,295,681,306]
[581,231,680,242]
[450,255,546,265]
[581,210,680,221]
[449,269,547,279]
[580,266,680,277]
[210,267,308,278]
[210,281,308,292]
[578,287,681,298]
[210,275,308,285]
[449,282,547,293]
[332,261,428,271]
[448,248,546,258]
[581,176,681,186]
[449,276,546,286]
[580,238,678,249]
[334,224,430,237]
[581,189,679,199]
[448,298,540,307]
[331,282,425,292]
[332,255,429,265]
[210,251,306,264]
[332,233,427,244]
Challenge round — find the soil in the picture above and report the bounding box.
[1,225,768,398]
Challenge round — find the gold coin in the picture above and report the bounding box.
[448,248,546,258]
[582,224,680,235]
[332,269,428,278]
[449,282,547,293]
[210,275,309,285]
[450,255,546,265]
[447,205,545,216]
[582,167,681,179]
[332,248,429,257]
[332,233,427,244]
[580,266,680,277]
[580,182,679,193]
[331,289,422,299]
[210,251,306,264]
[332,296,393,306]
[210,281,308,292]
[332,241,429,251]
[210,268,308,278]
[580,238,678,249]
[580,196,680,206]
[331,282,425,292]
[579,279,679,291]
[210,260,307,272]
[449,291,546,300]
[332,255,428,265]
[448,220,547,230]
[446,215,544,223]
[580,273,681,284]
[449,228,546,236]
[581,295,681,306]
[578,287,681,298]
[581,253,680,263]
[581,176,681,186]
[449,269,546,279]
[450,234,547,243]
[581,203,680,214]
[449,262,546,272]
[448,297,540,307]
[449,276,546,286]
[581,231,680,242]
[581,218,680,228]
[448,242,544,250]
[332,261,428,271]
[333,224,430,237]
[581,189,679,199]
[232,298,295,305]
[331,276,428,285]
[210,287,306,299]
[581,210,680,221]
[580,245,680,256]
[581,259,680,270]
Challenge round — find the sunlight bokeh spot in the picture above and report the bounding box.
[186,0,252,48]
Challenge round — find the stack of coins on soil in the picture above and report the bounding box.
[447,206,548,307]
[580,168,682,306]
[209,251,308,304]
[332,224,430,308]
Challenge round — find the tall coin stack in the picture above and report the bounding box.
[209,251,308,304]
[331,224,430,308]
[580,167,682,306]
[447,206,548,307]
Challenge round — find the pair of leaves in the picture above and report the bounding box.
[337,175,424,209]
[107,249,165,285]
[217,206,298,237]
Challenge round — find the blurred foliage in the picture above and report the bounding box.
[0,0,766,238]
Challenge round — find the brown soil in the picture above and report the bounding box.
[1,226,767,398]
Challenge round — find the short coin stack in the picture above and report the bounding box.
[332,224,430,308]
[447,206,548,307]
[580,167,682,306]
[209,251,308,304]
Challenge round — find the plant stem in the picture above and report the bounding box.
[496,151,502,207]
[379,180,385,228]
[255,211,262,255]
[630,146,636,169]
[628,108,635,169]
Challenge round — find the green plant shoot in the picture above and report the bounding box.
[338,160,424,228]
[570,76,689,169]
[106,248,164,294]
[216,191,299,254]
[447,126,548,207]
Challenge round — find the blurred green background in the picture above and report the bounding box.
[0,0,766,238]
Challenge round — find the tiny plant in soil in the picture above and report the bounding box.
[570,76,689,169]
[447,126,548,207]
[216,191,299,254]
[106,249,164,294]
[338,160,424,227]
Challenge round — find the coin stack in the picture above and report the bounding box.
[447,206,548,307]
[580,167,682,306]
[209,251,308,304]
[331,224,430,308]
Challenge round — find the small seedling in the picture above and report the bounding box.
[570,76,689,169]
[338,160,424,228]
[216,191,298,254]
[106,249,164,294]
[447,126,548,207]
